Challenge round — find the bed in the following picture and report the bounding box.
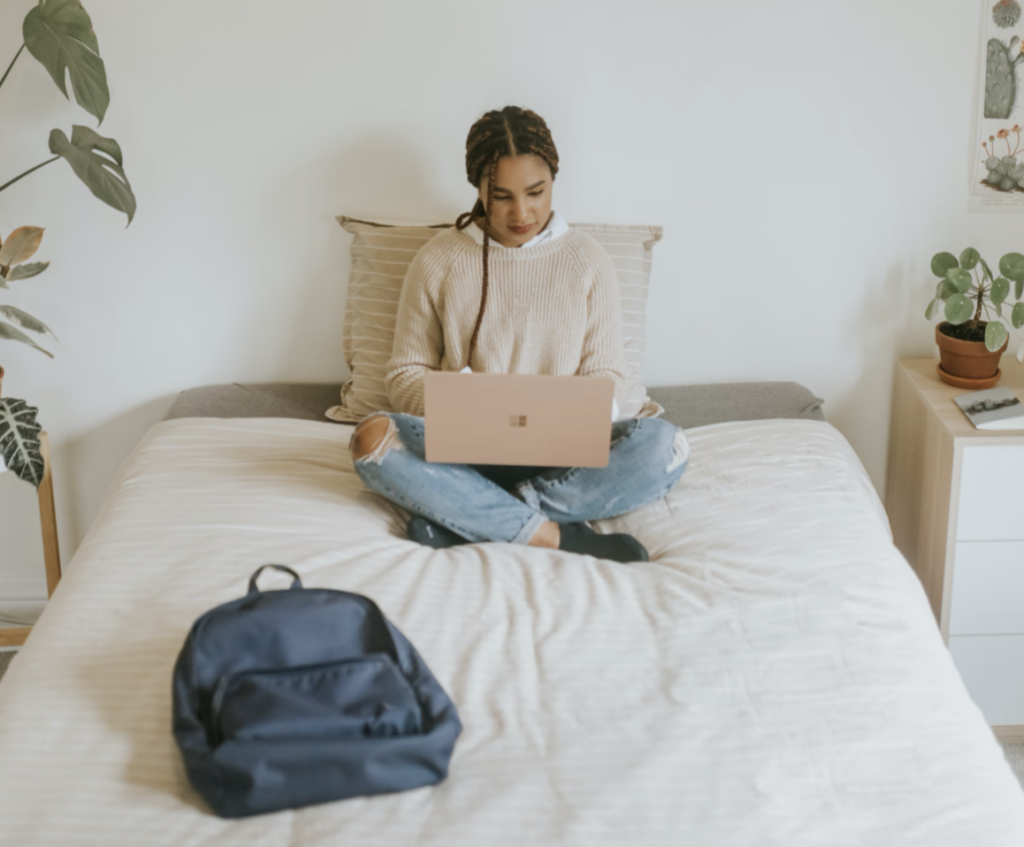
[0,381,1022,846]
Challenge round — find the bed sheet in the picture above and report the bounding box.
[0,417,1021,846]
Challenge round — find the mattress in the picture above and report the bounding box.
[0,416,1021,845]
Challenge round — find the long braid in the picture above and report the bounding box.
[466,151,500,367]
[453,107,560,369]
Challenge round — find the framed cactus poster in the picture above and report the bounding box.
[972,0,1024,210]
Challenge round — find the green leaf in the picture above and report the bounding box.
[0,397,44,488]
[960,247,981,269]
[22,0,109,124]
[986,320,1009,352]
[1017,278,1024,300]
[992,276,1011,307]
[999,252,1024,282]
[925,298,939,320]
[931,252,959,278]
[1013,301,1024,329]
[946,268,973,293]
[6,262,49,281]
[944,294,974,324]
[49,126,135,224]
[0,226,44,268]
[980,258,995,282]
[0,306,56,339]
[0,321,53,358]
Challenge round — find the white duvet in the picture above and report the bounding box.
[0,417,1022,846]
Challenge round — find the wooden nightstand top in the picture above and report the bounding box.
[899,357,1024,443]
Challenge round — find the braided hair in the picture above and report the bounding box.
[454,106,560,369]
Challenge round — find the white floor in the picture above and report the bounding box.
[0,651,15,678]
[1004,744,1024,789]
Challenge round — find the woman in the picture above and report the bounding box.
[350,106,689,563]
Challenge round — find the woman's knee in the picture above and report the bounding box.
[666,425,689,474]
[350,413,403,463]
[628,417,690,476]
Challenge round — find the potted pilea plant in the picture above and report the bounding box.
[0,0,136,488]
[926,248,1024,388]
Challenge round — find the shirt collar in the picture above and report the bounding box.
[461,210,569,248]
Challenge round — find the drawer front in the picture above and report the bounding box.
[950,541,1024,635]
[948,635,1024,726]
[956,444,1024,541]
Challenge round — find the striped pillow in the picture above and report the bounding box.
[328,216,663,423]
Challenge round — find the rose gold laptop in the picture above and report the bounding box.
[424,372,614,467]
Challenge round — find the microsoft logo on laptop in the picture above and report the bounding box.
[509,415,528,427]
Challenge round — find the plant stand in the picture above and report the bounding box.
[0,432,62,649]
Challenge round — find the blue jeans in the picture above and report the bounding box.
[351,413,690,545]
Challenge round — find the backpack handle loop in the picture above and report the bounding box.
[248,564,303,594]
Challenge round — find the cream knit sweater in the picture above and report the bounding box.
[385,226,628,417]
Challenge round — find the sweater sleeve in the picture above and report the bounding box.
[576,244,629,413]
[385,244,446,417]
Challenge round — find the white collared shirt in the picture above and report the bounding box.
[462,210,569,248]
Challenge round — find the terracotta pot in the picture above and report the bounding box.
[935,322,1007,386]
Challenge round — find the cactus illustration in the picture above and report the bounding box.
[994,0,1022,28]
[986,37,1024,119]
[981,127,1024,191]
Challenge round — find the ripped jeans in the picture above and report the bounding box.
[350,412,690,545]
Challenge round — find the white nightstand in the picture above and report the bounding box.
[886,358,1024,740]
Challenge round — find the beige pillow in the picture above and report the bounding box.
[328,216,663,423]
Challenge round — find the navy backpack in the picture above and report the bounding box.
[172,565,462,818]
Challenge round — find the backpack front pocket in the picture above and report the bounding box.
[211,654,422,743]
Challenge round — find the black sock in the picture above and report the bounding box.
[557,523,648,563]
[407,517,632,556]
[407,516,471,549]
[558,521,597,538]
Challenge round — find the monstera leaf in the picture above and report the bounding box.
[49,126,135,224]
[0,397,44,488]
[23,0,109,123]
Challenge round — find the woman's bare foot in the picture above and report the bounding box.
[527,520,561,548]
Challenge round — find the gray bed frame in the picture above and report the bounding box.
[165,382,824,429]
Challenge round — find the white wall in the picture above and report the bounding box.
[0,0,1008,607]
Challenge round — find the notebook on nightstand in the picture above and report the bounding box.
[953,387,1024,430]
